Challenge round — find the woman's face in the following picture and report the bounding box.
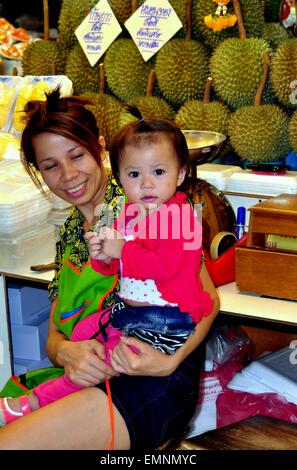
[33,133,105,210]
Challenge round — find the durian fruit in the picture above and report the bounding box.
[288,110,297,154]
[22,0,69,76]
[65,44,101,95]
[262,22,291,50]
[264,0,282,22]
[211,37,270,109]
[175,77,229,135]
[155,0,209,107]
[228,51,290,162]
[210,1,270,110]
[85,64,123,151]
[22,40,60,76]
[270,38,297,109]
[109,0,134,28]
[58,0,97,50]
[192,0,264,50]
[104,39,150,102]
[118,69,176,128]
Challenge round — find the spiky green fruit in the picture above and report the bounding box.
[175,100,229,135]
[86,92,122,150]
[119,95,176,128]
[192,0,264,50]
[58,0,97,50]
[155,39,209,107]
[211,38,270,109]
[288,109,297,154]
[108,0,132,26]
[22,40,60,76]
[270,38,297,108]
[65,44,100,95]
[104,39,150,102]
[263,22,290,50]
[229,104,290,162]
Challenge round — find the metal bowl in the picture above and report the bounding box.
[182,130,226,166]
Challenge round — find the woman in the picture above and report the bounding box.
[0,89,220,450]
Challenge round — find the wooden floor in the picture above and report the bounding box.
[176,416,297,450]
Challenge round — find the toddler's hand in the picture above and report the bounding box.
[85,231,110,262]
[98,227,125,259]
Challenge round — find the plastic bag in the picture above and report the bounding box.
[186,323,253,437]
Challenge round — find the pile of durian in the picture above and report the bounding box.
[21,0,297,162]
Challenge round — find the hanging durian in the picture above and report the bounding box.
[155,0,209,107]
[118,69,176,128]
[262,22,291,50]
[192,0,264,50]
[270,38,297,109]
[228,50,290,162]
[104,38,150,102]
[85,63,123,151]
[22,1,66,76]
[65,44,101,95]
[58,0,97,50]
[22,40,58,76]
[109,0,134,27]
[175,77,230,135]
[211,0,270,110]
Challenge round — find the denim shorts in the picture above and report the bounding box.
[96,346,202,450]
[111,302,196,354]
[112,302,196,336]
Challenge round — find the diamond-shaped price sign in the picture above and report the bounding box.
[125,0,182,62]
[75,0,122,67]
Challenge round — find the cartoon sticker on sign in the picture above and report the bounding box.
[125,0,183,62]
[75,0,122,67]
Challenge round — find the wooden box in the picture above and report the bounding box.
[236,194,297,300]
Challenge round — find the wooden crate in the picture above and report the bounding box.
[236,194,297,300]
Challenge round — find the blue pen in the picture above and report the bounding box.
[236,206,246,239]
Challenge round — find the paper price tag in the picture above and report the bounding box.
[124,0,182,62]
[75,0,122,67]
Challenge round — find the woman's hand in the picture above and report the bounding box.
[57,338,118,387]
[109,336,180,377]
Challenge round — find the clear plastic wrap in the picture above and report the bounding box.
[187,324,253,437]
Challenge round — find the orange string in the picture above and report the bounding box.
[105,379,115,450]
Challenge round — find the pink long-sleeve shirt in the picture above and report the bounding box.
[91,192,213,323]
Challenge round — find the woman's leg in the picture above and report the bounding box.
[0,387,130,450]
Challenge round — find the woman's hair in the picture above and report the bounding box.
[21,87,102,190]
[109,104,190,185]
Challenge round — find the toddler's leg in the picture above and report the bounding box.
[34,309,116,407]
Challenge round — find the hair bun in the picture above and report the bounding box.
[45,86,62,112]
[123,103,143,121]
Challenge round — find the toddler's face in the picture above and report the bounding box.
[119,136,186,212]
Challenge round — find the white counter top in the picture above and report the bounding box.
[217,282,297,326]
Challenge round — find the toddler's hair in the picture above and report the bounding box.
[109,104,190,184]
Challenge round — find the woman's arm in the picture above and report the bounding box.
[109,262,220,376]
[46,298,118,387]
